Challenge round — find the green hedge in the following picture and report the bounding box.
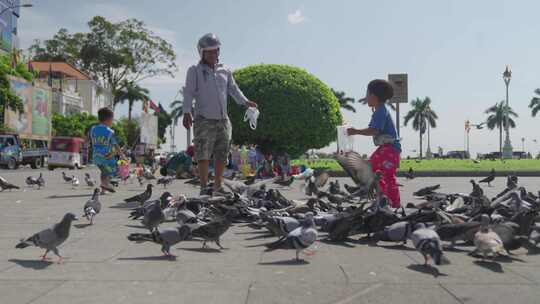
[228,64,342,157]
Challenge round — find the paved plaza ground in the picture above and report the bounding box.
[0,167,539,304]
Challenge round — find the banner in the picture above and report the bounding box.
[0,0,18,51]
[139,112,158,146]
[4,76,52,140]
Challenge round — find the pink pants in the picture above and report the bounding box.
[370,144,401,208]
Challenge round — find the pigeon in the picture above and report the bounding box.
[71,176,80,188]
[411,224,448,266]
[15,213,78,263]
[137,176,145,186]
[62,172,73,183]
[472,214,507,260]
[304,170,330,196]
[413,185,441,197]
[190,211,234,249]
[37,173,45,189]
[404,167,415,180]
[127,226,191,257]
[157,176,174,188]
[336,152,374,188]
[223,178,276,197]
[84,173,95,187]
[124,184,153,206]
[264,212,318,262]
[83,188,102,225]
[26,175,39,187]
[0,176,20,191]
[373,221,415,244]
[142,202,165,232]
[469,180,484,197]
[478,169,495,187]
[265,216,301,237]
[435,222,482,247]
[110,179,119,187]
[328,180,345,195]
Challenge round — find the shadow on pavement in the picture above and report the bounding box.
[9,259,53,270]
[244,234,273,241]
[47,194,93,199]
[406,264,447,277]
[124,224,147,229]
[74,223,93,229]
[180,247,223,253]
[473,260,504,273]
[109,202,140,209]
[318,239,356,248]
[118,256,176,261]
[258,259,310,266]
[377,244,417,251]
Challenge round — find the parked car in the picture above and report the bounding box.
[445,150,470,159]
[48,137,88,170]
[0,133,48,169]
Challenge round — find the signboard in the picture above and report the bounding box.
[388,74,408,103]
[0,0,19,51]
[4,76,52,140]
[139,113,158,146]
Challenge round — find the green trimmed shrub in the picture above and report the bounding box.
[228,64,342,157]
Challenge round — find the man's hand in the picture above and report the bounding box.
[246,100,258,108]
[183,113,193,129]
[347,127,358,136]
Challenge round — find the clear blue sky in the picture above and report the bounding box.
[18,0,540,157]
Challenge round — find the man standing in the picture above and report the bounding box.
[182,33,257,195]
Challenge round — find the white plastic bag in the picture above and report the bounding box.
[337,125,354,153]
[244,107,260,130]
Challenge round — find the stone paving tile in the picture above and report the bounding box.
[0,280,65,304]
[441,283,540,304]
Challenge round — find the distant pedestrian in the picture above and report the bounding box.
[347,80,401,207]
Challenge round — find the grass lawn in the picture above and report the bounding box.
[291,158,540,172]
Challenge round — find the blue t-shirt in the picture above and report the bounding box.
[90,124,119,165]
[368,105,401,152]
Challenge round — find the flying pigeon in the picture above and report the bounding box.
[411,224,448,266]
[62,172,73,183]
[127,225,191,257]
[471,214,507,260]
[478,169,495,187]
[124,184,153,206]
[0,176,20,191]
[83,188,102,225]
[84,173,95,187]
[264,212,318,262]
[336,151,375,190]
[15,213,78,263]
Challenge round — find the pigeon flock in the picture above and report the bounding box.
[5,153,540,270]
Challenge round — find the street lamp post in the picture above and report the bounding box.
[502,66,513,159]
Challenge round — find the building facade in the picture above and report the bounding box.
[29,61,113,116]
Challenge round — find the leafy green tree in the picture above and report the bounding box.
[29,16,177,106]
[228,64,342,157]
[115,81,150,120]
[170,98,183,126]
[52,112,98,137]
[530,88,540,117]
[116,118,140,149]
[485,101,518,155]
[403,97,438,159]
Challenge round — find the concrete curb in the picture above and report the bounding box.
[328,170,540,177]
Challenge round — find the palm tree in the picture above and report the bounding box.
[403,97,438,159]
[485,101,518,156]
[331,89,356,112]
[530,88,540,117]
[115,81,150,121]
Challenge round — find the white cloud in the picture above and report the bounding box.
[287,9,305,25]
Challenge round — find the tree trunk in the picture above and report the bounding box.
[419,131,423,159]
[499,124,502,158]
[128,100,133,121]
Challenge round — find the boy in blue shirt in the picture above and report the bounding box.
[347,79,401,207]
[89,107,124,193]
